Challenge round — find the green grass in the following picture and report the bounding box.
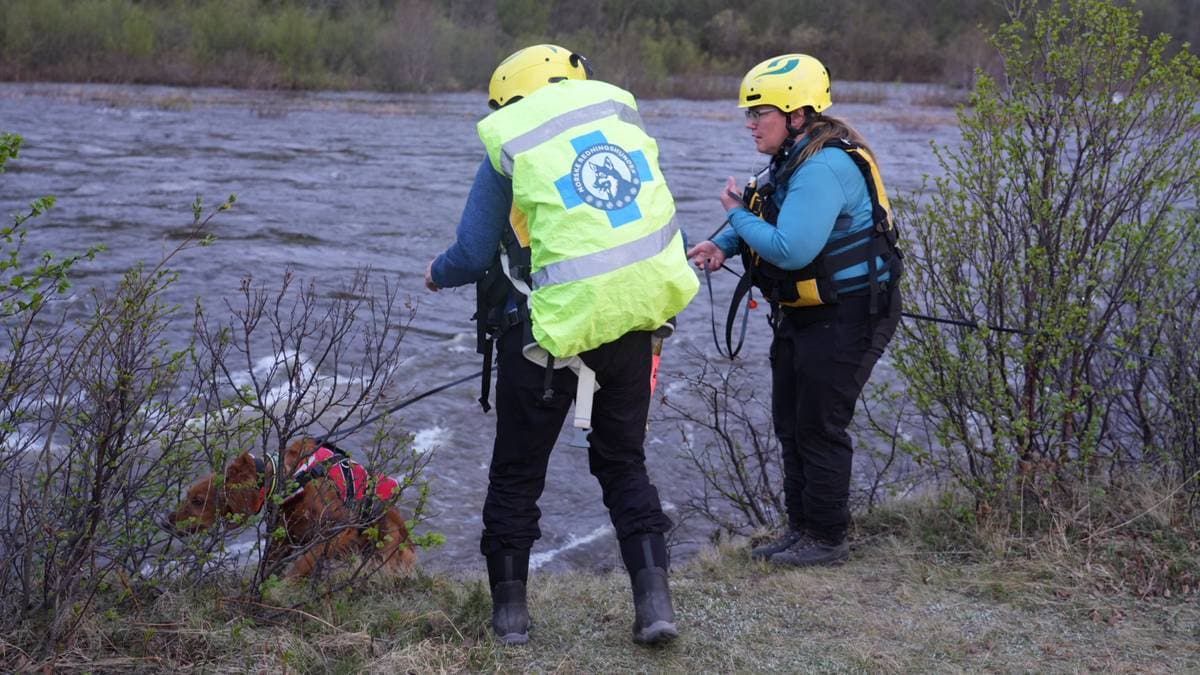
[14,496,1197,673]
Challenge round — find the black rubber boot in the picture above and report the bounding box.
[490,580,530,645]
[631,566,679,644]
[769,537,849,568]
[619,533,678,645]
[749,528,811,560]
[487,550,530,645]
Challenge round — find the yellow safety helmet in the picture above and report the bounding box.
[487,44,592,110]
[738,54,831,113]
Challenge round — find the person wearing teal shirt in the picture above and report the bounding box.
[688,54,902,567]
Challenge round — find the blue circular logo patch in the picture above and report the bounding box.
[570,143,641,211]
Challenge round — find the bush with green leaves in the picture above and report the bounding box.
[0,133,98,319]
[893,0,1200,512]
[1,139,436,659]
[0,132,99,474]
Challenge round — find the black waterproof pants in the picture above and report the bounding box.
[479,325,673,557]
[770,284,900,543]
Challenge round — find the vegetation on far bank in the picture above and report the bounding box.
[0,0,1196,96]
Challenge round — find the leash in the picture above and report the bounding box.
[898,311,1166,364]
[706,265,753,360]
[321,367,494,444]
[702,262,1165,364]
[699,215,755,360]
[699,213,1166,366]
[705,270,1165,364]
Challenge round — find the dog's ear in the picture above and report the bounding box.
[222,452,261,516]
[282,437,316,474]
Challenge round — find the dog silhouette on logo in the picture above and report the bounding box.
[590,156,633,202]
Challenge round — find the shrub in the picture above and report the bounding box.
[259,5,323,86]
[892,0,1200,513]
[0,143,435,656]
[187,0,262,66]
[661,351,785,535]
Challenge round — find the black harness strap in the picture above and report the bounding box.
[252,455,267,488]
[474,226,533,413]
[290,444,349,493]
[478,343,495,412]
[341,461,357,506]
[540,354,556,404]
[474,258,511,413]
[817,228,874,271]
[708,266,753,359]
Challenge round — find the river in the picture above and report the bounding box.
[0,81,959,575]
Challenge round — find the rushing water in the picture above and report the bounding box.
[0,81,959,574]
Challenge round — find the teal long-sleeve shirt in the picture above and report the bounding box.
[714,139,885,288]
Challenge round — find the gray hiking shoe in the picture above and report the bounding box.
[769,538,849,568]
[749,529,811,560]
[491,580,530,645]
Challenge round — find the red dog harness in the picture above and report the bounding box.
[242,445,399,519]
[288,445,400,516]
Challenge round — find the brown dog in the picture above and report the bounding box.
[167,437,417,577]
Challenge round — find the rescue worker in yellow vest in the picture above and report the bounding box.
[424,44,698,645]
[687,54,902,567]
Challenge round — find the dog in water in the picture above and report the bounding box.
[166,437,417,577]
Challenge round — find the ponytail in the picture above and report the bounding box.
[794,112,874,164]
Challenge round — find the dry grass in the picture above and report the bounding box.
[12,494,1197,673]
[496,534,1197,673]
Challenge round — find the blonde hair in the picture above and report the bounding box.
[791,111,874,164]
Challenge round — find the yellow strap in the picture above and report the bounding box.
[509,203,531,247]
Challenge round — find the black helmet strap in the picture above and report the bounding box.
[569,52,594,79]
[780,107,819,154]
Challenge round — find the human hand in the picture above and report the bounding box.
[424,259,440,292]
[718,176,742,211]
[686,240,726,272]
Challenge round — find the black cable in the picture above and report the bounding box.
[899,311,1164,364]
[705,214,731,241]
[901,311,1024,334]
[706,266,751,359]
[699,218,1164,365]
[321,367,493,444]
[344,213,1164,443]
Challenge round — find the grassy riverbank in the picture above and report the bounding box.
[12,495,1196,672]
[0,0,1000,94]
[2,0,1195,96]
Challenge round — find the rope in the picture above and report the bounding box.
[898,311,1166,364]
[340,205,1164,437]
[707,265,751,359]
[696,225,1165,365]
[321,367,493,444]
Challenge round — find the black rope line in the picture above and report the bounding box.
[330,206,1165,439]
[899,311,1165,364]
[697,220,1165,365]
[321,367,494,444]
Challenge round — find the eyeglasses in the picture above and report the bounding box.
[743,106,780,123]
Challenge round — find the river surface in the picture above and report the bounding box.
[0,82,959,575]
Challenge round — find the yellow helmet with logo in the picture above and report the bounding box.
[487,44,592,110]
[738,54,831,113]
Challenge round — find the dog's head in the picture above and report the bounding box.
[164,452,264,533]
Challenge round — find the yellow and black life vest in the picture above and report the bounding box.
[738,138,902,313]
